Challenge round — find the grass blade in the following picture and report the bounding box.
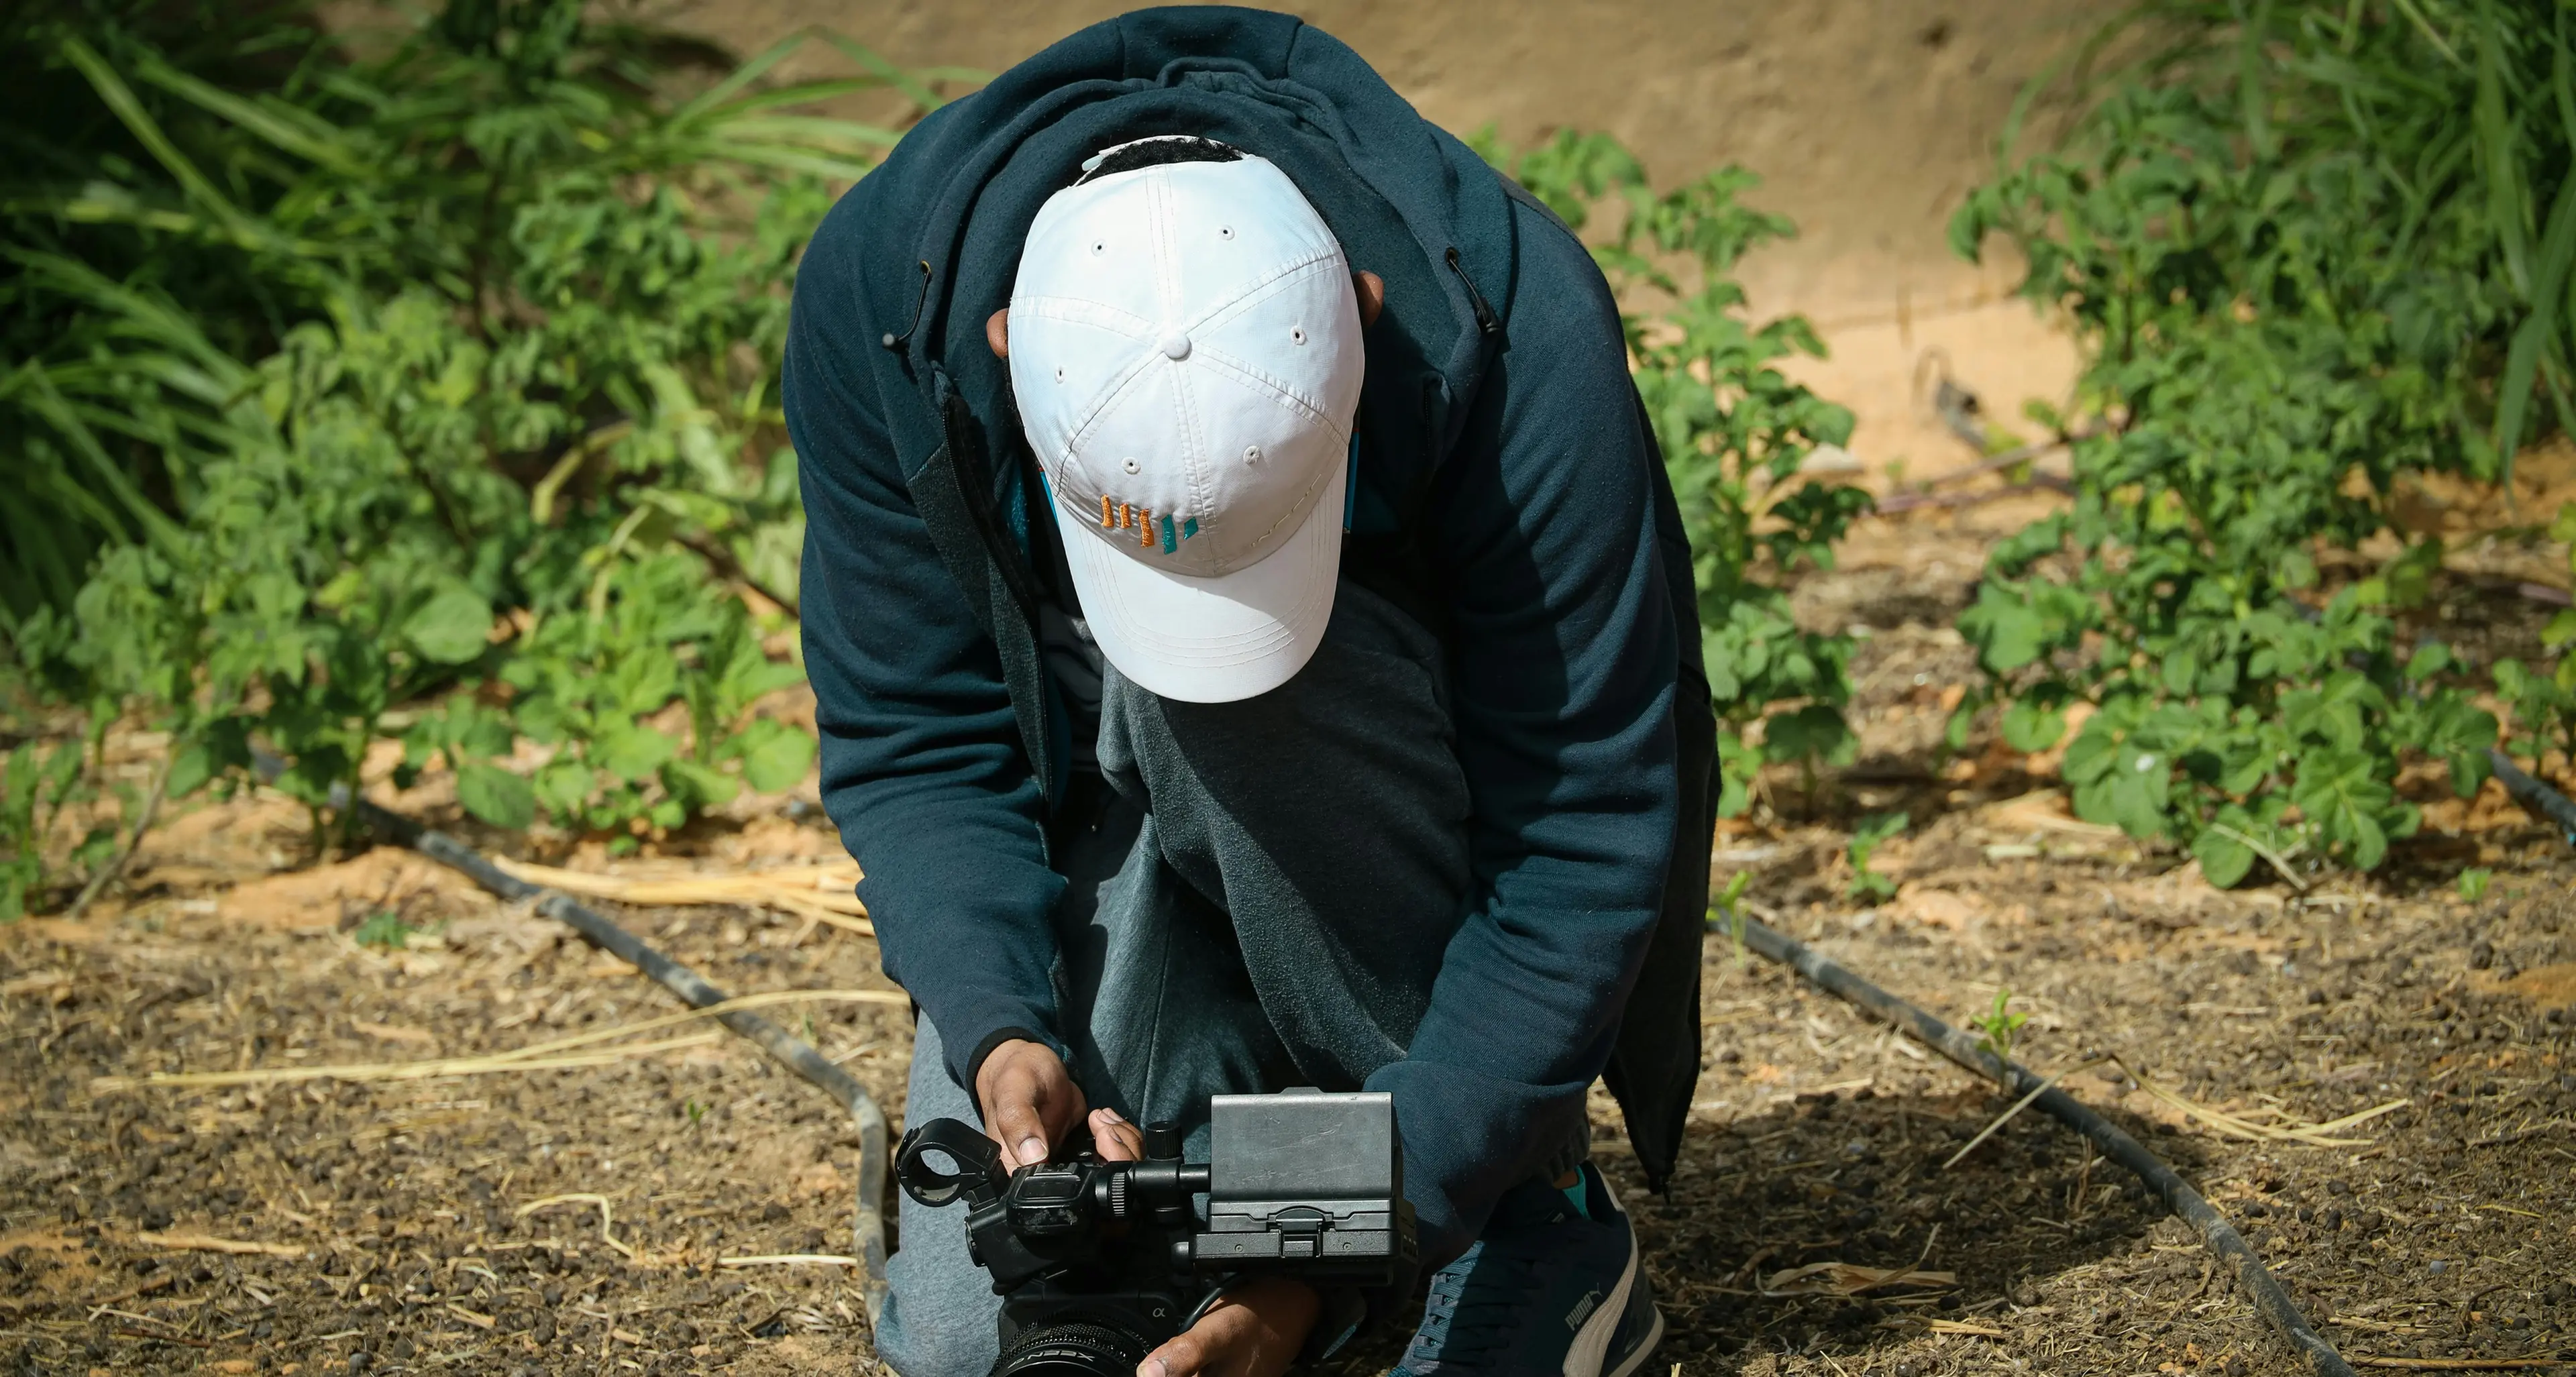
[131,51,364,174]
[2472,2,2532,295]
[814,32,945,111]
[667,27,817,124]
[56,36,266,252]
[2496,32,2576,472]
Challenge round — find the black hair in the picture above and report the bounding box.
[1073,135,1242,186]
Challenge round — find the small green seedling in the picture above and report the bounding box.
[684,1099,706,1126]
[352,910,416,951]
[1713,871,1753,965]
[1970,988,2029,1067]
[1846,813,1908,901]
[2457,868,2493,901]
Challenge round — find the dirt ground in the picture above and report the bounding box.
[10,5,2576,1376]
[650,0,2103,489]
[7,518,2576,1376]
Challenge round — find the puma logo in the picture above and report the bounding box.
[1565,1286,1603,1331]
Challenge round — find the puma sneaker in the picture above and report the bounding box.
[1393,1162,1664,1377]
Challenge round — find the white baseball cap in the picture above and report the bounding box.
[1006,140,1363,704]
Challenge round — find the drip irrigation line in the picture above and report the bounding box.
[275,767,893,1321]
[1715,912,2357,1377]
[2489,747,2576,844]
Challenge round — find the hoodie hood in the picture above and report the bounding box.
[845,6,1517,551]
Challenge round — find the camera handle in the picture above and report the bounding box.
[895,1119,1010,1209]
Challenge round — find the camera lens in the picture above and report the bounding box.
[988,1319,1152,1377]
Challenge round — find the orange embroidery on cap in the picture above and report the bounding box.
[1121,502,1136,530]
[1138,509,1156,547]
[1101,494,1116,528]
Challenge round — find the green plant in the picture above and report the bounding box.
[1970,988,2029,1066]
[1474,131,1867,816]
[1711,869,1754,964]
[2458,866,2496,900]
[1947,0,2562,886]
[351,908,417,950]
[500,554,812,849]
[2,740,96,918]
[1845,812,1908,901]
[2491,501,2576,766]
[1,1,939,867]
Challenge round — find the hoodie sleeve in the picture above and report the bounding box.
[1362,203,1682,1265]
[785,188,1071,1094]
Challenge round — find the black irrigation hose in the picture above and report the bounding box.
[330,792,892,1321]
[2491,747,2576,844]
[1718,914,2359,1377]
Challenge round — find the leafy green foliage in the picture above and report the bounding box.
[2,740,93,919]
[350,909,418,951]
[1948,1,2557,885]
[1,1,935,865]
[2458,866,2496,900]
[0,728,170,918]
[1474,131,1866,814]
[1845,812,1908,901]
[2491,500,2576,765]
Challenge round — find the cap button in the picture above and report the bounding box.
[1159,330,1191,361]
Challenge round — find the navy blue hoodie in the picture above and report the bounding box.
[784,6,1712,1268]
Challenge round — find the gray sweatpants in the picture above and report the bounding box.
[873,582,1584,1377]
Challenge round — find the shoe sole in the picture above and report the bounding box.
[1562,1175,1650,1377]
[1601,1299,1664,1377]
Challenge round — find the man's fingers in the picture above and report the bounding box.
[1138,1325,1210,1377]
[1090,1108,1144,1162]
[974,1040,1089,1170]
[992,1109,1049,1169]
[987,1075,1053,1170]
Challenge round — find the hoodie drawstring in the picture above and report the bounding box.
[881,260,934,351]
[1444,247,1499,336]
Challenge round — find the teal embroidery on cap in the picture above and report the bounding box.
[1181,516,1199,541]
[1159,512,1177,553]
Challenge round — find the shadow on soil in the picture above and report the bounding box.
[1327,1088,2186,1375]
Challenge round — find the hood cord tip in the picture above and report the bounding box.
[882,260,934,351]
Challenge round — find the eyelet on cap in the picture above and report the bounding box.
[1218,225,1234,239]
[1122,457,1140,474]
[1290,327,1307,345]
[1090,240,1106,255]
[1242,445,1262,465]
[1054,368,1065,383]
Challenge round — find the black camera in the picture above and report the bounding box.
[894,1087,1417,1377]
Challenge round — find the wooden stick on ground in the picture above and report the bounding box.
[1943,1057,2101,1170]
[135,1231,303,1259]
[90,989,908,1092]
[488,858,873,936]
[516,1193,633,1260]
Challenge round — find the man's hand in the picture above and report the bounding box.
[973,1039,1089,1170]
[1138,1276,1319,1377]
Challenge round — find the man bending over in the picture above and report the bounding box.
[786,9,1716,1375]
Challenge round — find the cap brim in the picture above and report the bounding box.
[1057,460,1343,704]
